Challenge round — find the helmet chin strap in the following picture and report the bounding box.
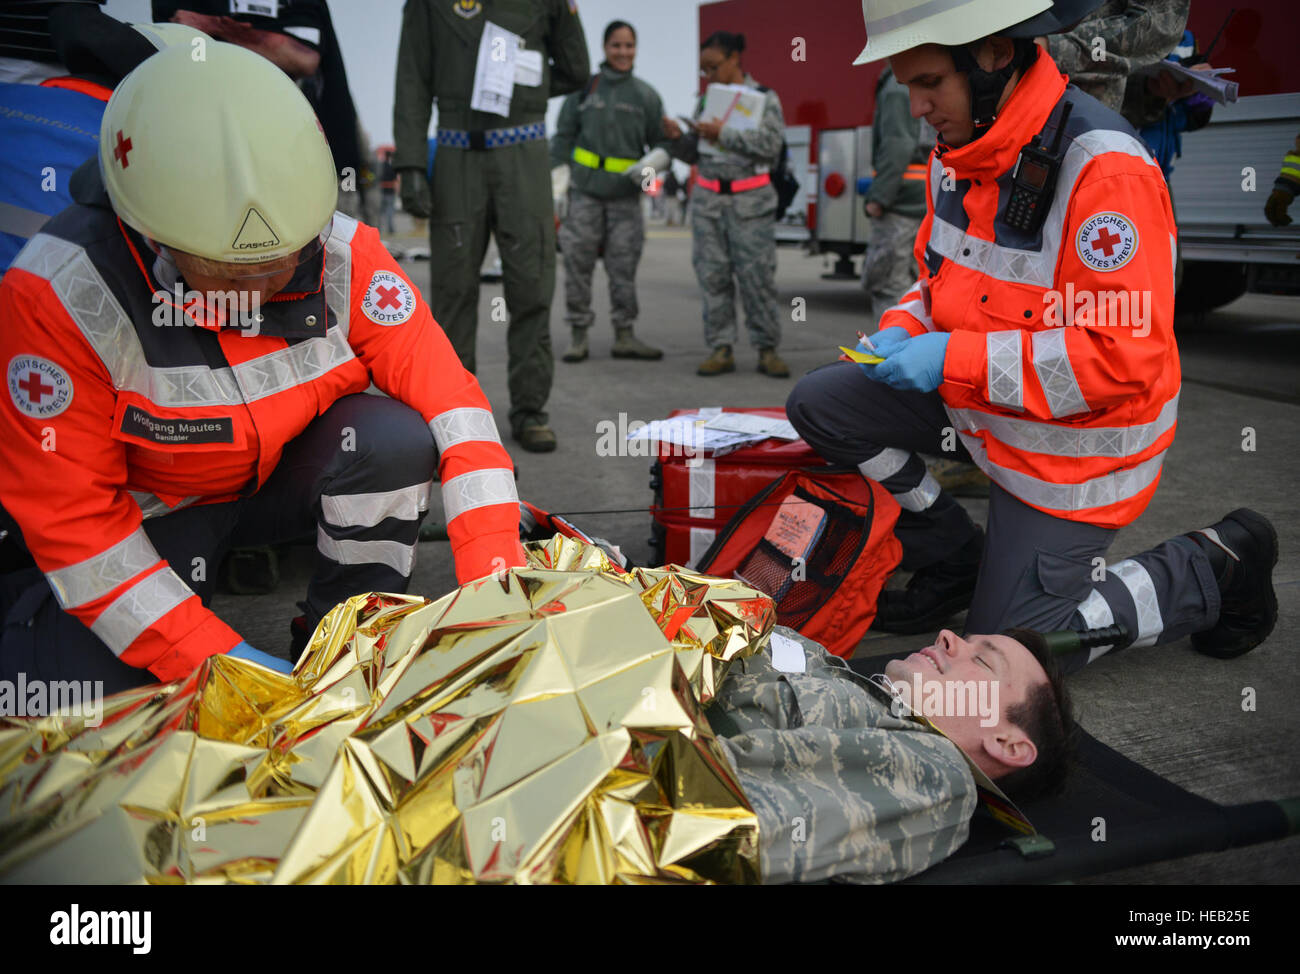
[949,39,1039,139]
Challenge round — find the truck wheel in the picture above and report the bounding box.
[1175,261,1248,315]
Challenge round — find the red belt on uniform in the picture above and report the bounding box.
[696,172,772,194]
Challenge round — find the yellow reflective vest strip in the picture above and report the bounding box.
[573,146,637,173]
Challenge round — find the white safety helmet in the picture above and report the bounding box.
[131,21,209,51]
[99,41,337,276]
[853,0,1106,65]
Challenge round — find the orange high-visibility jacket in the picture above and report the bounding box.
[881,50,1180,528]
[0,179,525,682]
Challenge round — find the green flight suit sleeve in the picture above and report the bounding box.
[392,0,435,172]
[1047,0,1190,110]
[716,87,784,166]
[546,0,590,97]
[551,91,579,168]
[865,82,919,210]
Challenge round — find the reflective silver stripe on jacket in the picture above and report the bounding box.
[12,212,359,409]
[45,527,161,610]
[1031,327,1090,418]
[12,235,244,407]
[1074,589,1117,662]
[959,432,1166,513]
[316,528,416,577]
[229,327,355,402]
[130,492,201,520]
[986,331,1023,411]
[945,389,1178,460]
[324,212,357,331]
[89,566,194,656]
[882,285,934,332]
[320,481,432,529]
[926,128,1159,289]
[428,407,503,452]
[858,447,910,483]
[442,468,519,522]
[1110,558,1163,648]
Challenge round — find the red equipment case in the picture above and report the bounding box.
[648,407,832,567]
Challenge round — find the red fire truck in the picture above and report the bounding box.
[698,0,1300,309]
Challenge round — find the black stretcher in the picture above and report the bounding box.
[847,653,1300,884]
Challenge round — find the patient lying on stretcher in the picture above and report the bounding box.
[708,626,1074,884]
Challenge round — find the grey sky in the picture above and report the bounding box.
[105,0,707,149]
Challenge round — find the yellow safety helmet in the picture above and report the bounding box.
[99,41,337,273]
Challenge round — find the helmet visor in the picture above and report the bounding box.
[155,215,333,281]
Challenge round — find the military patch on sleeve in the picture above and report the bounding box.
[8,355,73,419]
[361,270,417,326]
[1076,212,1139,272]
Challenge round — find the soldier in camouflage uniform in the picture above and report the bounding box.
[861,66,930,326]
[666,31,789,378]
[707,626,1070,884]
[551,21,671,363]
[1044,0,1189,113]
[393,0,589,454]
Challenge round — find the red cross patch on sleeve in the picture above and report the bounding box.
[8,355,73,419]
[361,270,417,326]
[1076,212,1139,272]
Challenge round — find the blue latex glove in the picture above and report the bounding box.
[870,332,951,392]
[227,640,293,674]
[854,326,913,378]
[862,326,911,356]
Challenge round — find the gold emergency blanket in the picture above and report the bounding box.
[0,539,774,884]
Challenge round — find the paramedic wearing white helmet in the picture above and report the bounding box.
[786,0,1278,670]
[0,43,526,692]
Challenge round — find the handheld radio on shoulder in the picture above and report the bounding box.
[1003,100,1073,234]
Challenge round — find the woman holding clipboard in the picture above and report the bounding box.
[664,31,789,377]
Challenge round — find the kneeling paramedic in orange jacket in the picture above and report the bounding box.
[787,0,1277,671]
[0,43,527,692]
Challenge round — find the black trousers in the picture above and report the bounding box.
[787,364,1220,671]
[1,394,436,696]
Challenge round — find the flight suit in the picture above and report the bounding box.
[392,0,589,436]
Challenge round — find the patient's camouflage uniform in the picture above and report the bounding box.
[708,628,976,884]
[559,192,644,331]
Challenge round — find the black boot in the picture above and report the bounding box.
[873,527,984,634]
[1188,509,1278,659]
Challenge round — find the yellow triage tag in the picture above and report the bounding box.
[838,345,885,365]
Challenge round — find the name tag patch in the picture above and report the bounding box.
[121,405,234,445]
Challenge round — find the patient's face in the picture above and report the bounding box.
[884,630,1049,777]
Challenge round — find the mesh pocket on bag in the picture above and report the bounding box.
[735,487,868,630]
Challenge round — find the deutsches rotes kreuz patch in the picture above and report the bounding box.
[361,270,416,326]
[8,355,73,419]
[1076,211,1139,272]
